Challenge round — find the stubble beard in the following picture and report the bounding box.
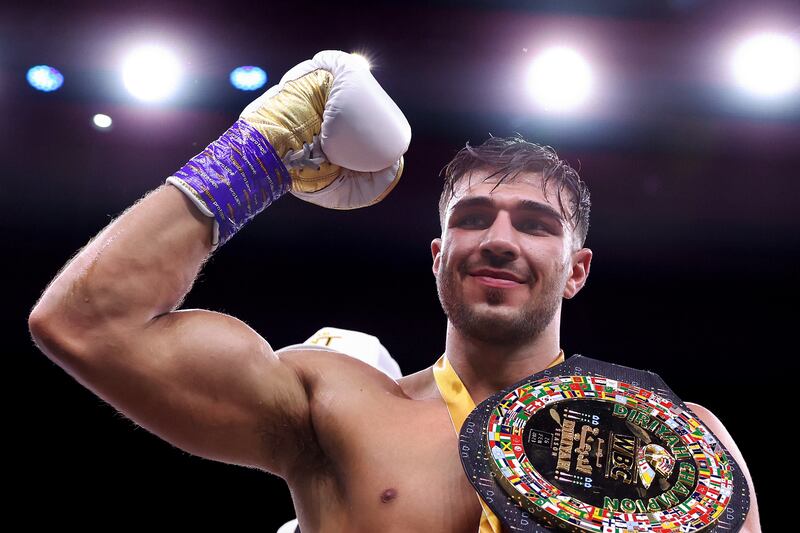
[436,262,564,346]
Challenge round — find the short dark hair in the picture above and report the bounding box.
[438,135,591,247]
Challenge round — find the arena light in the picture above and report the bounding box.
[92,114,113,129]
[731,32,800,98]
[350,52,372,70]
[526,46,593,113]
[121,45,182,102]
[26,65,64,92]
[230,66,268,91]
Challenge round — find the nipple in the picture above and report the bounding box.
[380,488,398,503]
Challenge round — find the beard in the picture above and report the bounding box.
[436,260,565,346]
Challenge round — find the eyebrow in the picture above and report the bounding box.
[448,196,565,224]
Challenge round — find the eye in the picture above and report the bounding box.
[517,218,558,235]
[519,220,545,232]
[456,214,490,228]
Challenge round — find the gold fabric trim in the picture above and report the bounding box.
[241,68,339,194]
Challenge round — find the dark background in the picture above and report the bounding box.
[3,1,796,529]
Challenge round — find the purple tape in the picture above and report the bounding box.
[172,119,291,247]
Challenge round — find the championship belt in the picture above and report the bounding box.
[459,355,750,532]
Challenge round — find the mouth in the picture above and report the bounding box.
[467,268,528,288]
[470,275,524,288]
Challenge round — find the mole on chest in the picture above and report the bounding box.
[380,488,397,503]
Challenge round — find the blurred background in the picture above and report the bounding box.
[3,0,796,529]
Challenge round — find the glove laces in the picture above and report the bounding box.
[283,134,327,171]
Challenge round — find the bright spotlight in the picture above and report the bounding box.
[350,53,372,70]
[122,45,182,102]
[526,47,593,113]
[26,65,64,92]
[731,33,800,97]
[92,114,113,129]
[230,66,268,91]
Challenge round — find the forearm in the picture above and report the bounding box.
[31,184,214,341]
[29,50,409,359]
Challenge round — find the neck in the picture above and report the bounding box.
[443,318,562,405]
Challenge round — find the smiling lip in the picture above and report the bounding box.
[472,275,522,288]
[468,268,527,288]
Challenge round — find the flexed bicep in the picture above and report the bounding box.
[74,309,317,478]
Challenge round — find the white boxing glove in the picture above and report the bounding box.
[167,50,410,248]
[239,49,410,209]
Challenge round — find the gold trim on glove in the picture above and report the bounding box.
[240,69,341,194]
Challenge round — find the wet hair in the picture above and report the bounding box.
[438,135,591,247]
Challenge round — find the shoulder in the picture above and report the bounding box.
[684,401,739,459]
[684,402,726,434]
[276,345,404,396]
[684,402,762,533]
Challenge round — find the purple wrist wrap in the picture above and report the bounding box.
[172,119,291,247]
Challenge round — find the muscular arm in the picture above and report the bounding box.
[31,185,212,334]
[28,185,315,477]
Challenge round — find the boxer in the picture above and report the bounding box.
[28,51,760,532]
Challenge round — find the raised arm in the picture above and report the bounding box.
[28,50,410,478]
[28,186,315,475]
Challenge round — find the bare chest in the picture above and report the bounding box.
[292,388,485,533]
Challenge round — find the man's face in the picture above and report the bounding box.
[431,170,592,346]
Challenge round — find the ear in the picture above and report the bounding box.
[563,247,592,299]
[431,238,442,276]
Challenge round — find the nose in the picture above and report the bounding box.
[478,211,520,261]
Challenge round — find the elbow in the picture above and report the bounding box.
[28,307,54,351]
[28,307,92,367]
